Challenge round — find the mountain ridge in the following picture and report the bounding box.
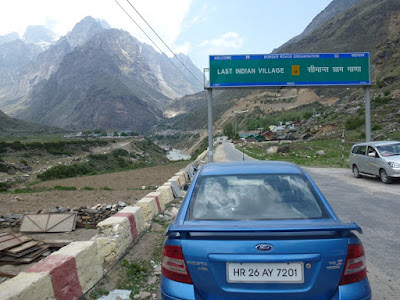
[0,16,203,132]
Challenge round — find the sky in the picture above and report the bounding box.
[0,0,333,70]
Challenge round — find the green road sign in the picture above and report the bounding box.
[209,53,370,88]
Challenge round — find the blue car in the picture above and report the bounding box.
[161,161,371,299]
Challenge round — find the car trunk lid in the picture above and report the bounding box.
[169,220,360,300]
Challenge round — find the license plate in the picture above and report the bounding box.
[227,262,304,283]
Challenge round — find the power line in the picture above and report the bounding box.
[123,0,204,86]
[115,0,197,87]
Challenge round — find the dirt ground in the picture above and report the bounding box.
[0,161,188,214]
[0,161,188,279]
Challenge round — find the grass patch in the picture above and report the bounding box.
[87,288,109,300]
[101,186,113,191]
[13,187,49,193]
[82,186,95,190]
[53,185,77,191]
[116,260,153,294]
[238,139,353,168]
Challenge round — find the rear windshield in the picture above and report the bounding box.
[187,174,329,221]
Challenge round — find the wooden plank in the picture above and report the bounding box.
[4,245,43,258]
[0,235,32,251]
[0,233,22,243]
[6,241,40,255]
[42,239,71,248]
[25,245,49,258]
[0,271,16,278]
[0,246,48,263]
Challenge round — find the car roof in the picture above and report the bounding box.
[352,140,400,147]
[200,161,304,176]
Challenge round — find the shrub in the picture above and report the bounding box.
[0,182,11,192]
[38,164,91,181]
[82,186,95,190]
[112,149,129,157]
[384,90,390,96]
[10,141,26,151]
[53,185,77,191]
[372,124,382,131]
[345,116,365,130]
[373,96,392,106]
[0,162,10,173]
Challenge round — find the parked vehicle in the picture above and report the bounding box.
[161,161,371,299]
[349,140,400,183]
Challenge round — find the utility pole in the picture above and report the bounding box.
[234,110,249,135]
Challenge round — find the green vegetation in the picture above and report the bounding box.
[0,140,108,155]
[372,124,382,131]
[243,103,323,131]
[372,96,392,107]
[82,186,95,190]
[53,185,77,191]
[191,137,208,159]
[36,139,167,181]
[116,259,153,294]
[345,116,365,130]
[100,187,113,191]
[0,182,12,192]
[87,287,109,300]
[238,139,353,168]
[223,123,235,139]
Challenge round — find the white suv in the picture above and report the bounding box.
[349,141,400,183]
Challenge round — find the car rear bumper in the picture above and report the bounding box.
[335,278,371,300]
[161,275,371,300]
[160,275,195,300]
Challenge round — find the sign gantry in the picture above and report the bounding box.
[206,52,372,162]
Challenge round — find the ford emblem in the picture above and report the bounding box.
[255,244,273,252]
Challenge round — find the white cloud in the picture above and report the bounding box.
[200,32,244,53]
[173,41,191,55]
[0,0,192,48]
[183,3,216,31]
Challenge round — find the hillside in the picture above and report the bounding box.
[277,0,400,82]
[274,0,362,52]
[162,0,400,154]
[0,109,64,136]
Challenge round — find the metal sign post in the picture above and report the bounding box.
[365,86,371,142]
[207,88,214,162]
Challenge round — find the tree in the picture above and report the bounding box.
[223,123,235,139]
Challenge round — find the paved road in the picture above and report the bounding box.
[214,142,400,299]
[213,141,256,162]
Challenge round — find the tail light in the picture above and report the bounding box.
[162,245,193,284]
[339,243,367,285]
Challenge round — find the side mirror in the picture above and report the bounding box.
[368,152,376,157]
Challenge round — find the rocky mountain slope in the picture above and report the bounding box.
[0,17,202,132]
[0,109,63,136]
[274,0,362,52]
